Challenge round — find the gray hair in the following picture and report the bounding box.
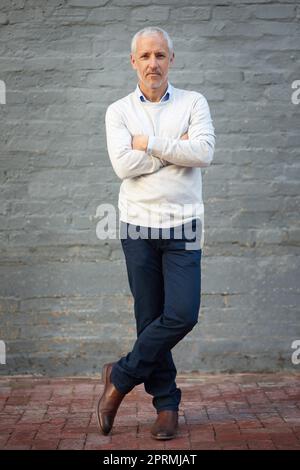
[131,27,174,56]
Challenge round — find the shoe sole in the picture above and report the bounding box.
[150,432,177,440]
[96,363,111,435]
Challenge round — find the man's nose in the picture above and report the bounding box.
[149,56,158,68]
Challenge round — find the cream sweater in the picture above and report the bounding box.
[105,81,215,248]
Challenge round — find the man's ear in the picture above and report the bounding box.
[130,53,137,71]
[169,52,175,67]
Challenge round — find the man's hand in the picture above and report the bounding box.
[132,132,188,152]
[132,135,149,152]
[180,132,189,140]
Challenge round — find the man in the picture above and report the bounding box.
[97,26,215,440]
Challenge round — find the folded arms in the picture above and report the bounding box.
[105,95,215,180]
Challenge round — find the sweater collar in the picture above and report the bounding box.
[135,81,172,103]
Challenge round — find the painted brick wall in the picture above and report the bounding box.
[0,0,299,375]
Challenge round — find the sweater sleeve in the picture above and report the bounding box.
[148,94,215,168]
[105,104,164,180]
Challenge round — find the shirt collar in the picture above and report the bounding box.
[136,81,172,103]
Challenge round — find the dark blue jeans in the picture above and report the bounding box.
[111,218,202,413]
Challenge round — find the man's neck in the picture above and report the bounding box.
[138,81,168,103]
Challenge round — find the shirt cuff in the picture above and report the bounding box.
[147,136,168,167]
[147,136,165,159]
[146,135,155,155]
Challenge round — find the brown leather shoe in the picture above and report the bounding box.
[150,410,179,440]
[96,362,126,435]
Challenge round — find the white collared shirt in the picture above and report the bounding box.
[137,82,171,103]
[105,81,215,248]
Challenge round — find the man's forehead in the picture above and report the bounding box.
[135,34,168,52]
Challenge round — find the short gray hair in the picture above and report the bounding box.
[131,27,174,56]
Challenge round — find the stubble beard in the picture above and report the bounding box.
[137,70,166,90]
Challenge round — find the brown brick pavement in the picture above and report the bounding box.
[0,372,300,450]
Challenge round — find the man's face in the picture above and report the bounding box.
[130,33,174,90]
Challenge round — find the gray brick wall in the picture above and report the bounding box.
[0,0,299,376]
